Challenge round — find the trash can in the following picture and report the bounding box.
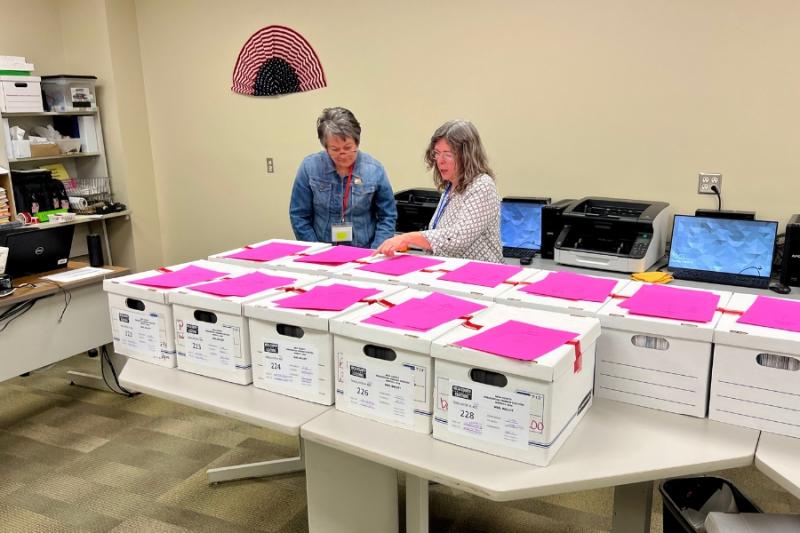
[659,476,762,533]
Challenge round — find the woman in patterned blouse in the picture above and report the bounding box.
[376,120,503,263]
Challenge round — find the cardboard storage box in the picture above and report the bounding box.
[497,269,630,317]
[244,279,402,404]
[103,260,239,367]
[595,282,733,417]
[268,245,372,277]
[335,252,449,287]
[0,75,43,113]
[29,143,60,157]
[431,304,599,466]
[399,257,533,302]
[208,238,330,270]
[710,293,800,437]
[330,288,489,433]
[169,269,323,385]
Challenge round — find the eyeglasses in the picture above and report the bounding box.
[327,147,358,156]
[432,150,455,161]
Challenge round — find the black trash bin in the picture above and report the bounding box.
[660,476,762,533]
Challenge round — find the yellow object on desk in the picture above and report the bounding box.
[39,163,70,181]
[631,271,673,283]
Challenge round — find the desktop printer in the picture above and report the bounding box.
[554,197,671,273]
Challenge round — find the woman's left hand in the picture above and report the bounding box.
[375,235,408,256]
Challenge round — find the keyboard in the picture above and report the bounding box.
[503,247,537,259]
[671,269,770,289]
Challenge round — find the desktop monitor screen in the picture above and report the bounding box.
[668,215,778,288]
[501,197,548,256]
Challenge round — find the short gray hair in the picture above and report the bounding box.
[317,107,361,147]
[424,120,495,193]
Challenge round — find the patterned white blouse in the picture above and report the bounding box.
[420,173,503,263]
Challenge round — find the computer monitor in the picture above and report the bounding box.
[668,215,778,289]
[2,225,75,278]
[500,197,550,259]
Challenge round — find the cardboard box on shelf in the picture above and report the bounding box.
[29,143,60,158]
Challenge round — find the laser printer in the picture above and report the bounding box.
[554,197,671,273]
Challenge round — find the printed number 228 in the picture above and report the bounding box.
[460,410,475,419]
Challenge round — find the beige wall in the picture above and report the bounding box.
[0,0,64,73]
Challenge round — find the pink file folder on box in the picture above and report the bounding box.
[275,284,381,312]
[455,320,580,362]
[438,262,523,288]
[293,245,373,265]
[131,265,227,289]
[736,295,800,333]
[619,284,720,323]
[363,292,486,332]
[225,242,309,262]
[188,272,297,298]
[357,255,444,276]
[521,271,618,302]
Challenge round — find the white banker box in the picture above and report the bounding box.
[710,293,800,437]
[208,238,330,270]
[431,305,599,466]
[244,279,402,405]
[103,260,237,367]
[595,281,733,417]
[330,288,489,433]
[267,245,366,277]
[497,269,630,316]
[335,252,444,286]
[399,257,533,302]
[169,269,323,385]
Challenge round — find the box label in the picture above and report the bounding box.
[344,358,414,426]
[446,380,531,449]
[176,319,241,369]
[258,338,319,390]
[111,306,168,360]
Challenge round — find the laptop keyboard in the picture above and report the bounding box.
[503,248,536,259]
[671,269,770,289]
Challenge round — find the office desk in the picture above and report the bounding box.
[118,359,331,483]
[755,432,800,500]
[0,261,128,382]
[301,398,759,533]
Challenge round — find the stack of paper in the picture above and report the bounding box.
[631,271,673,284]
[0,55,35,73]
[0,187,10,224]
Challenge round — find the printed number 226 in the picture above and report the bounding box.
[356,387,369,396]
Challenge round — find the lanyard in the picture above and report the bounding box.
[430,182,452,229]
[340,165,354,223]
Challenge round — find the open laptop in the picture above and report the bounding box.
[2,225,75,279]
[501,197,550,260]
[668,215,778,289]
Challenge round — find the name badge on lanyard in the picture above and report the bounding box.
[430,182,452,230]
[332,165,355,243]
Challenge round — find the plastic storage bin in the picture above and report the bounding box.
[394,188,441,232]
[660,476,761,533]
[40,75,97,111]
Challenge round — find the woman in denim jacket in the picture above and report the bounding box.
[376,120,502,263]
[289,107,397,249]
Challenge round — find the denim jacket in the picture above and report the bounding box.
[289,151,397,248]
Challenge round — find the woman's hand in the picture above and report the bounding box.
[375,234,409,256]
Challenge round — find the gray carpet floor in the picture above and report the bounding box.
[0,354,797,532]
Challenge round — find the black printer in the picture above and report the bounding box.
[394,188,441,232]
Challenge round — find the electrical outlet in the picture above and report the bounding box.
[698,172,722,194]
[266,157,274,173]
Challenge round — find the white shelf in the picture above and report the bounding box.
[2,109,98,117]
[8,152,100,164]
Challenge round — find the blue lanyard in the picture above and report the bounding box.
[430,182,452,230]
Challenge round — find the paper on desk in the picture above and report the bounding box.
[455,320,579,361]
[275,283,381,311]
[131,265,227,289]
[521,271,617,302]
[357,254,444,276]
[293,245,372,265]
[736,295,800,333]
[362,292,486,331]
[619,284,720,323]
[189,271,297,297]
[225,242,309,262]
[437,261,523,288]
[41,266,113,283]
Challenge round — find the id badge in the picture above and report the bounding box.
[331,223,353,243]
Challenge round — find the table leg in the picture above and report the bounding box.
[305,440,399,533]
[611,480,653,533]
[406,474,429,533]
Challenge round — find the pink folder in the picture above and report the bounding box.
[275,284,381,312]
[293,245,373,265]
[188,271,297,298]
[437,262,523,288]
[455,320,579,361]
[736,296,800,333]
[521,271,618,302]
[131,265,227,289]
[224,242,309,262]
[357,255,445,276]
[363,292,486,332]
[619,284,720,323]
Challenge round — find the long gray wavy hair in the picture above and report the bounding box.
[424,120,495,194]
